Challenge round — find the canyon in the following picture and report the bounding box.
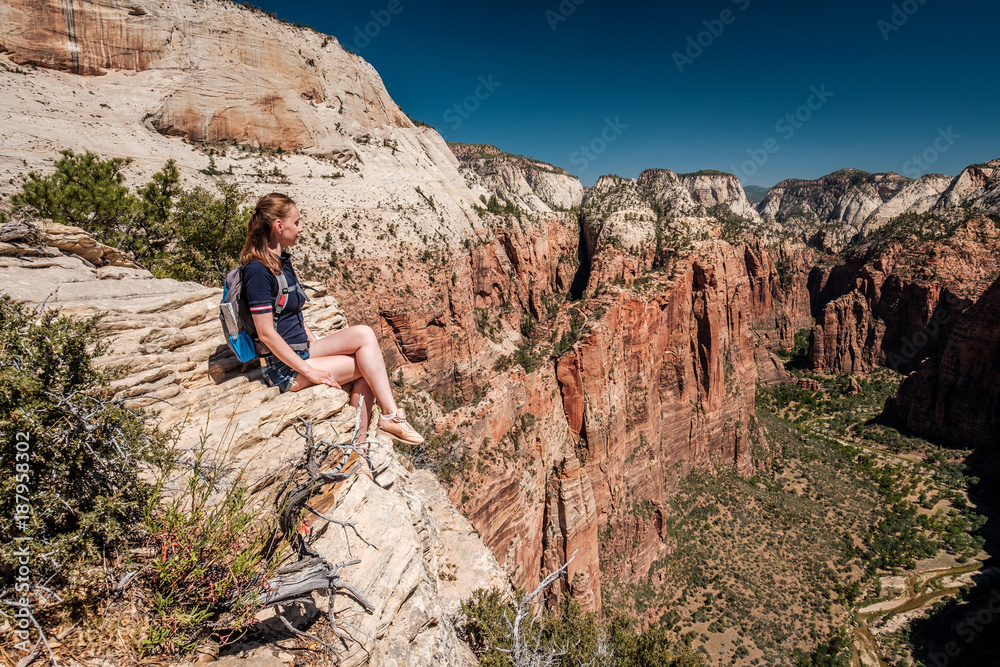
[1,1,999,664]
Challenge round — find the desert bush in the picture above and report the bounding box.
[6,150,251,286]
[139,439,278,655]
[0,297,170,584]
[462,587,702,666]
[164,180,249,285]
[790,627,851,666]
[11,150,137,236]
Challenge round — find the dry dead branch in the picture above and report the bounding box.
[496,551,578,667]
[258,398,381,663]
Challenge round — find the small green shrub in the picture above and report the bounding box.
[140,440,278,655]
[462,588,703,666]
[6,150,251,287]
[0,297,170,583]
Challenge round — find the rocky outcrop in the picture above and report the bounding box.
[0,222,509,666]
[576,170,766,269]
[578,172,789,299]
[0,0,408,150]
[677,170,764,222]
[0,0,164,75]
[862,174,953,230]
[0,0,492,257]
[935,158,1000,215]
[755,347,793,385]
[451,143,584,213]
[807,215,1000,375]
[759,169,951,251]
[886,275,1000,451]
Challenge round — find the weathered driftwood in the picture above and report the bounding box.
[0,218,36,243]
[258,556,372,613]
[257,400,381,661]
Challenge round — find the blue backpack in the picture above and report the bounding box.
[219,265,307,362]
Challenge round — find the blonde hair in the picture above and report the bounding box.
[240,192,296,275]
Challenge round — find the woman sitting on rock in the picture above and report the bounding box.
[242,192,424,445]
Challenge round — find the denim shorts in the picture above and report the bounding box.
[260,347,310,393]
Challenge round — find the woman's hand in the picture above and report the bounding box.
[253,313,340,389]
[302,366,341,390]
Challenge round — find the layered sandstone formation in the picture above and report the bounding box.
[935,158,1000,214]
[0,0,407,150]
[0,220,509,667]
[759,169,952,251]
[678,170,764,222]
[452,143,585,213]
[864,174,954,229]
[0,0,493,256]
[807,215,1000,375]
[885,275,1000,451]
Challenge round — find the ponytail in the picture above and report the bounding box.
[240,192,296,275]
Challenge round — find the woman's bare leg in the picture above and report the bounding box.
[291,325,399,414]
[350,376,375,433]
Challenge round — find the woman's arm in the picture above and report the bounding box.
[253,312,340,389]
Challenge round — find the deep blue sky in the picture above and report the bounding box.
[249,0,999,187]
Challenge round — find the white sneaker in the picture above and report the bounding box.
[377,409,425,445]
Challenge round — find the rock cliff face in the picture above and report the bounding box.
[0,0,408,150]
[863,174,954,228]
[758,169,951,251]
[0,220,509,667]
[935,158,1000,215]
[743,241,817,350]
[885,275,1000,451]
[807,215,1000,375]
[0,0,492,256]
[452,143,585,213]
[429,238,781,614]
[555,243,765,570]
[678,170,764,222]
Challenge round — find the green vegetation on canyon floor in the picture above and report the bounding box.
[597,366,986,666]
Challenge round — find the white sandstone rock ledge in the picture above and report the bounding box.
[0,225,509,667]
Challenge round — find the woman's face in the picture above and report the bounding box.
[273,204,302,247]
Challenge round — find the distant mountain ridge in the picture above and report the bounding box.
[449,142,583,213]
[755,163,1000,251]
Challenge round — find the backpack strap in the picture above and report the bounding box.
[254,266,309,356]
[272,269,309,317]
[255,340,309,355]
[274,271,291,318]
